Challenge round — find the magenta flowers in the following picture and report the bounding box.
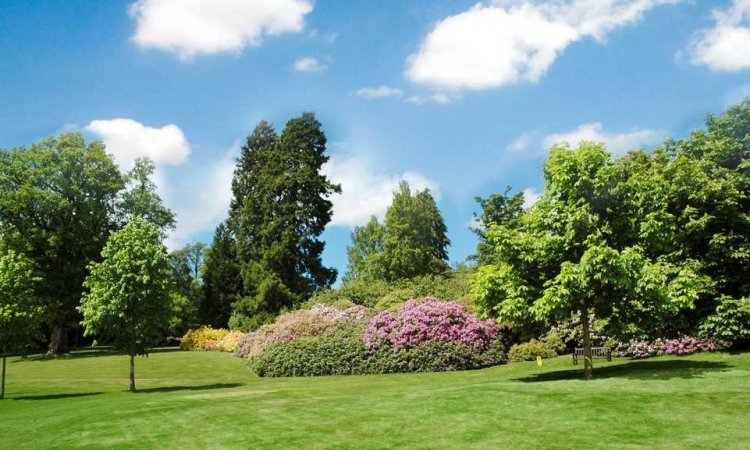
[363,297,499,351]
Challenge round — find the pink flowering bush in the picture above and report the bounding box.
[613,336,716,359]
[363,298,499,352]
[235,304,369,359]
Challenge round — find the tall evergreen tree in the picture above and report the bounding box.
[228,113,340,329]
[227,114,340,328]
[382,181,450,281]
[0,133,124,355]
[472,187,524,264]
[200,223,241,328]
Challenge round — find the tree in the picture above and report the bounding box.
[0,133,124,355]
[0,246,41,399]
[166,244,204,336]
[473,143,708,379]
[342,216,386,284]
[79,218,172,392]
[227,113,340,329]
[200,223,241,328]
[472,187,524,264]
[382,181,450,280]
[119,157,175,232]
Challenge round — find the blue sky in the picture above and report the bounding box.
[1,0,750,281]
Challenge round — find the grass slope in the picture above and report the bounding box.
[1,349,749,449]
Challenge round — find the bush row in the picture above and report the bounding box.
[612,336,717,359]
[179,326,244,352]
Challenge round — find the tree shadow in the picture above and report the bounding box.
[12,392,103,401]
[133,383,243,394]
[25,347,182,362]
[514,359,731,383]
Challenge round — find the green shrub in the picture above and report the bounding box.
[699,296,750,347]
[508,339,557,362]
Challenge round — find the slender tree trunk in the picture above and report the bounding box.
[129,345,136,393]
[1,351,6,400]
[581,309,594,380]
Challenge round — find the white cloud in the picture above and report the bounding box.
[522,188,541,208]
[406,0,680,91]
[687,0,750,72]
[294,57,327,72]
[726,83,750,106]
[543,122,667,155]
[86,118,190,170]
[355,86,404,99]
[405,92,457,104]
[322,155,439,227]
[163,146,238,249]
[129,0,313,59]
[507,132,536,152]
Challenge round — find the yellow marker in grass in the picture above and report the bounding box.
[536,356,543,366]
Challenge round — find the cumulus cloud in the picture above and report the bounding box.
[294,57,327,72]
[542,122,667,155]
[507,132,537,152]
[322,155,439,227]
[406,0,680,90]
[687,0,750,72]
[355,86,404,99]
[129,0,313,59]
[86,118,190,169]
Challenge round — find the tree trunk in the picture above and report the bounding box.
[581,309,594,380]
[1,352,6,400]
[45,322,66,357]
[129,346,136,392]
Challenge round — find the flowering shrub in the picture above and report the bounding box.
[216,331,245,353]
[508,340,558,362]
[613,336,717,359]
[251,324,507,377]
[363,298,498,352]
[180,326,230,351]
[235,304,369,359]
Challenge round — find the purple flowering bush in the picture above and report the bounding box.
[363,297,499,352]
[613,336,717,359]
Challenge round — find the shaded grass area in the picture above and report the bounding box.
[1,348,749,449]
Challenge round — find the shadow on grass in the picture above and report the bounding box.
[24,347,182,362]
[13,392,103,401]
[514,359,731,383]
[134,383,243,394]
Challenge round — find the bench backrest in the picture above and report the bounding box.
[574,347,611,357]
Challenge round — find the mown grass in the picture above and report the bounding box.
[1,349,748,449]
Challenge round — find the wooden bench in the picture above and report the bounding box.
[572,347,611,365]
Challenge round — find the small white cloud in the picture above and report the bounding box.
[725,84,750,106]
[406,0,681,91]
[687,0,750,72]
[86,118,190,170]
[405,92,457,104]
[294,57,327,72]
[468,216,484,231]
[355,86,404,99]
[507,132,536,152]
[322,155,439,227]
[543,122,667,155]
[522,188,541,208]
[130,0,313,59]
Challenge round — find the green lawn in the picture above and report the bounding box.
[1,349,749,449]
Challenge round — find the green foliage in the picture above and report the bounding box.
[306,268,475,311]
[342,216,386,283]
[251,323,506,377]
[382,181,450,280]
[0,132,124,353]
[473,186,524,264]
[200,223,241,328]
[227,114,340,326]
[700,296,750,347]
[0,246,42,355]
[119,157,175,231]
[508,340,558,362]
[79,218,173,356]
